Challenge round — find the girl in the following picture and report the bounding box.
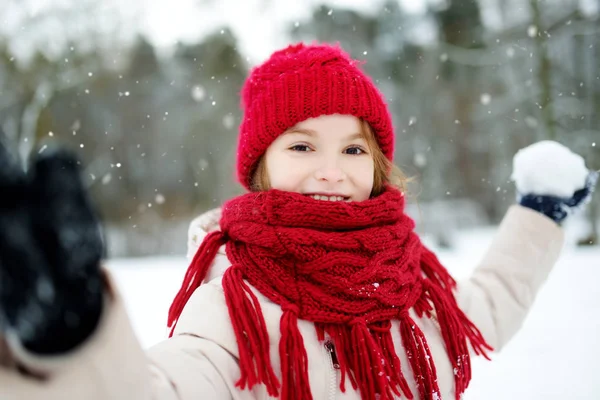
[0,42,597,400]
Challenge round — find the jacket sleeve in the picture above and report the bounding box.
[0,270,235,400]
[455,204,565,351]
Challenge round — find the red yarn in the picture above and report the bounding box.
[222,267,280,396]
[236,42,395,190]
[400,313,438,399]
[167,230,226,336]
[279,305,311,399]
[168,186,492,400]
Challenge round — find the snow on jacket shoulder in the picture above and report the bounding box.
[0,205,564,400]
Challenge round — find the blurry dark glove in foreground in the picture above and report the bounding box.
[0,139,105,355]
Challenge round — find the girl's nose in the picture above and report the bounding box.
[314,166,347,183]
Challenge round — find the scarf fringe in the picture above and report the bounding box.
[318,322,414,400]
[399,313,440,400]
[348,321,389,400]
[371,322,414,399]
[167,230,227,336]
[419,248,457,293]
[222,267,281,397]
[280,307,311,399]
[418,248,493,400]
[424,281,493,399]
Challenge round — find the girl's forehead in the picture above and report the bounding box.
[291,114,362,133]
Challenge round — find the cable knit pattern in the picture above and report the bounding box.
[169,186,492,400]
[237,42,395,189]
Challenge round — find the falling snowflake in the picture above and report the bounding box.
[191,85,206,102]
[527,25,538,37]
[414,153,427,167]
[223,114,235,129]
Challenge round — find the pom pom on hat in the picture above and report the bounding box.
[237,42,395,190]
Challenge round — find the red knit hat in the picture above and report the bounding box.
[237,42,395,190]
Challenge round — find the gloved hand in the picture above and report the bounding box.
[0,139,105,355]
[511,140,598,224]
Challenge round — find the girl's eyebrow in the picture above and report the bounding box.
[284,128,316,136]
[284,129,363,140]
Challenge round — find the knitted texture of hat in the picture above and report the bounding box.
[236,42,395,190]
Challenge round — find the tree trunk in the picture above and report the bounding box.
[529,0,556,140]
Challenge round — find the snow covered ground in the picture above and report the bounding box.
[106,225,600,400]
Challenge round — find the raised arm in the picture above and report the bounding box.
[455,141,597,350]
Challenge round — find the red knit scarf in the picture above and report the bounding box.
[168,186,492,400]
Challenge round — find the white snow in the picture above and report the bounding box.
[511,140,590,198]
[106,226,600,399]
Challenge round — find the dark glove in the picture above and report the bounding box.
[517,170,599,224]
[0,139,105,355]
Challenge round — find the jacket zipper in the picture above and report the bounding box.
[324,340,340,400]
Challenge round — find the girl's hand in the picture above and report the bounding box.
[511,140,598,224]
[0,139,105,355]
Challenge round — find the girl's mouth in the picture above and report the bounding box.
[305,194,350,202]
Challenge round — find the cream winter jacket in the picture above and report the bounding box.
[0,205,564,400]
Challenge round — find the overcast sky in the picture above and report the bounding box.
[2,0,597,66]
[1,0,434,65]
[134,0,429,63]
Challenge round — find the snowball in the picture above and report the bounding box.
[511,140,589,198]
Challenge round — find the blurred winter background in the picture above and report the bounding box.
[1,0,599,398]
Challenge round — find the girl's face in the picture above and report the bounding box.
[264,114,374,202]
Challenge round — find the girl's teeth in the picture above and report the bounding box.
[310,195,346,201]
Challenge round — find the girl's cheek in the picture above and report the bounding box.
[269,168,304,191]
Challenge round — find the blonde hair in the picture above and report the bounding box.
[250,119,413,197]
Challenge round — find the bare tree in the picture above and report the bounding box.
[0,0,132,165]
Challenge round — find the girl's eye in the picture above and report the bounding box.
[345,146,367,155]
[290,144,311,152]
